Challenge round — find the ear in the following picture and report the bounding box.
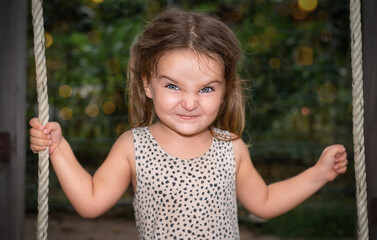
[142,77,153,99]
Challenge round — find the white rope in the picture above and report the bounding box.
[350,0,369,239]
[31,0,50,239]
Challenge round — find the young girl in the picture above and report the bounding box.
[30,8,348,239]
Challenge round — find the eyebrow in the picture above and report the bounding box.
[158,74,224,86]
[158,75,179,84]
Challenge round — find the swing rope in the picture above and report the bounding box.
[30,0,369,239]
[31,0,50,239]
[349,0,369,239]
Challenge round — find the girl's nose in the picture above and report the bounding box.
[181,94,198,111]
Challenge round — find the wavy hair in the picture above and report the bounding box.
[127,7,245,139]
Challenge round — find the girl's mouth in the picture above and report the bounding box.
[177,114,198,120]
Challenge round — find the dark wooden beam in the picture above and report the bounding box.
[0,0,28,239]
[362,0,377,239]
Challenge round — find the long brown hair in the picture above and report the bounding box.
[127,7,245,139]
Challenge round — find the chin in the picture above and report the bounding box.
[173,126,209,137]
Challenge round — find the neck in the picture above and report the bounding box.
[154,121,211,139]
[148,122,214,159]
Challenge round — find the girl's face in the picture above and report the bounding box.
[143,49,225,137]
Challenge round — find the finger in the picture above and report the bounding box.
[30,128,50,139]
[29,118,44,130]
[335,159,348,168]
[337,155,348,163]
[324,144,346,158]
[43,122,61,134]
[30,136,52,148]
[30,143,47,153]
[335,151,347,159]
[335,154,347,163]
[336,166,347,174]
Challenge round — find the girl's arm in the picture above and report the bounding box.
[29,118,133,218]
[234,139,348,219]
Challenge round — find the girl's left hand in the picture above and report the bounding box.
[315,145,348,182]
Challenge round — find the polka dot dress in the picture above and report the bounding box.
[132,127,240,240]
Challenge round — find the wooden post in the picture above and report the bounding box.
[0,0,28,239]
[362,0,377,239]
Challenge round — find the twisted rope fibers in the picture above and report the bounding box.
[31,0,50,239]
[350,0,369,239]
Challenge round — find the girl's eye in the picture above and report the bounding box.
[199,87,214,93]
[166,84,180,90]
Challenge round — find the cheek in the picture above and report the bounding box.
[153,93,181,110]
[202,97,223,113]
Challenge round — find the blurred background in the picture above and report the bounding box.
[24,0,355,239]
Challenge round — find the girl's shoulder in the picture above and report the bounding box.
[227,132,250,169]
[111,129,135,158]
[117,128,135,142]
[212,127,249,162]
[117,127,150,149]
[117,126,147,143]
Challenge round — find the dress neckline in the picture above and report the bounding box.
[145,126,216,161]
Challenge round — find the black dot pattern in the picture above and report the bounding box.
[132,127,240,240]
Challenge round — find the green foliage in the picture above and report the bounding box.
[242,198,355,239]
[235,1,352,164]
[27,0,353,158]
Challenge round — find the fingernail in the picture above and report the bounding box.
[43,129,48,134]
[49,140,52,145]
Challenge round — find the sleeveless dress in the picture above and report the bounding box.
[132,127,240,240]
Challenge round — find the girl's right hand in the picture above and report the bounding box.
[29,118,63,155]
